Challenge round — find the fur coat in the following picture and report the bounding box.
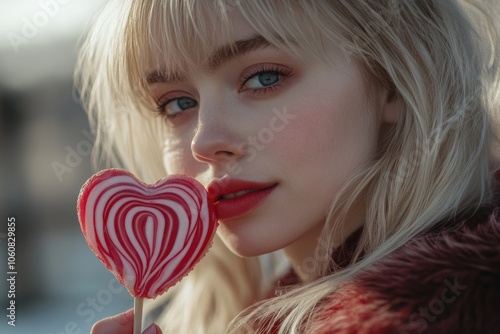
[273,206,500,333]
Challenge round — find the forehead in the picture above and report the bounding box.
[146,35,278,85]
[142,4,258,77]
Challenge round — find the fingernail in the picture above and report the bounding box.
[124,308,134,318]
[143,323,159,334]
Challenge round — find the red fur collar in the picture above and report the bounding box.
[307,208,500,333]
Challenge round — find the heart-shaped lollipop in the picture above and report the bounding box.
[77,169,217,299]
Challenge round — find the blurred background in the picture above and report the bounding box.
[0,1,133,333]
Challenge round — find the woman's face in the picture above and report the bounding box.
[148,12,395,259]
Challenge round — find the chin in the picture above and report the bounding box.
[217,227,289,258]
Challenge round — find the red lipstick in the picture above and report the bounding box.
[208,179,277,220]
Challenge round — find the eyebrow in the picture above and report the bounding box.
[146,35,274,85]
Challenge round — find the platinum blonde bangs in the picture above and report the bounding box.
[124,0,427,105]
[123,0,356,108]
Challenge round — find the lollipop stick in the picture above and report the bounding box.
[133,297,144,334]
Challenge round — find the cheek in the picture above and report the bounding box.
[162,149,186,175]
[162,135,199,176]
[270,99,378,177]
[266,104,346,159]
[272,122,319,162]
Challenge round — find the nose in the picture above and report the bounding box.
[191,100,247,164]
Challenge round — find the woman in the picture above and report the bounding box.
[76,0,500,333]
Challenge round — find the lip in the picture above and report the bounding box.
[208,178,277,220]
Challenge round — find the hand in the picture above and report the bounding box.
[90,309,162,334]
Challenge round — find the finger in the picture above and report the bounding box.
[142,323,162,334]
[90,308,134,334]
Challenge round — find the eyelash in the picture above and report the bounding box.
[155,93,185,119]
[239,65,293,94]
[155,65,293,119]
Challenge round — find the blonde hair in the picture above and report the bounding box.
[75,0,500,333]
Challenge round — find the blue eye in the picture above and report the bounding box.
[240,65,293,93]
[158,96,197,118]
[175,97,197,110]
[246,72,280,88]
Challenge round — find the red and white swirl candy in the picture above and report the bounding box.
[77,169,217,299]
